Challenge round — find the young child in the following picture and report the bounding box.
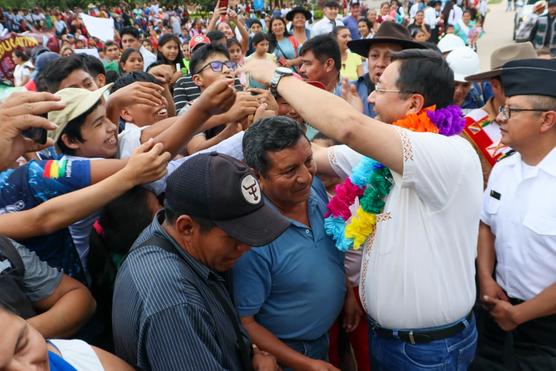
[227,38,246,87]
[156,34,185,85]
[245,32,276,89]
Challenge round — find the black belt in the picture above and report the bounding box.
[371,312,473,345]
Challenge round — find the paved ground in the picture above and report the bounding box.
[477,2,516,69]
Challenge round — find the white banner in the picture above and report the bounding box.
[79,13,115,42]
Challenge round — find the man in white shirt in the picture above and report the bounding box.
[475,58,556,369]
[424,0,443,42]
[311,1,344,37]
[448,0,463,26]
[243,49,482,370]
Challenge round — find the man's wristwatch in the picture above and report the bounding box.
[270,67,294,97]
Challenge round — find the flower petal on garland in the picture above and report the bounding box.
[326,178,365,219]
[350,157,379,187]
[345,208,376,249]
[324,216,353,251]
[426,105,465,136]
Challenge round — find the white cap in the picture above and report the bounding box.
[446,47,481,83]
[437,34,466,54]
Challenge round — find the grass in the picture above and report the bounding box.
[489,0,503,4]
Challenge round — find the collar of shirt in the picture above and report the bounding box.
[151,210,220,282]
[503,146,556,178]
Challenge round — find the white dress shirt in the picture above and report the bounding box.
[448,5,463,26]
[328,128,482,329]
[481,147,556,301]
[311,17,344,37]
[424,7,439,29]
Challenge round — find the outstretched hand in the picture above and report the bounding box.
[122,139,171,185]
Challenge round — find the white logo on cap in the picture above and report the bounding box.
[241,175,261,205]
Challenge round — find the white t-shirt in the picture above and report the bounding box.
[49,339,103,371]
[481,147,556,301]
[329,128,482,329]
[13,62,32,86]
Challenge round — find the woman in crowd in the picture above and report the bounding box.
[358,18,374,39]
[286,7,312,45]
[408,10,431,42]
[454,10,478,45]
[60,45,74,57]
[269,16,301,71]
[156,33,184,85]
[333,26,363,81]
[119,48,144,73]
[12,49,32,87]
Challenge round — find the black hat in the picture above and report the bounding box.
[286,6,312,22]
[348,21,426,57]
[501,58,556,98]
[165,152,289,246]
[324,1,341,8]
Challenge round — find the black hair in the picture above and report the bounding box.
[358,18,373,31]
[299,35,341,73]
[249,19,263,28]
[164,201,216,232]
[88,186,159,348]
[76,53,105,78]
[227,37,242,50]
[252,32,270,46]
[44,54,90,93]
[105,70,119,84]
[331,25,349,38]
[120,27,141,42]
[57,100,102,155]
[156,33,184,65]
[112,71,160,92]
[243,116,308,177]
[206,30,226,43]
[391,49,454,108]
[189,43,231,75]
[104,40,117,50]
[119,48,143,72]
[13,49,29,61]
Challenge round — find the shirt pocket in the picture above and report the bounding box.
[522,213,556,259]
[485,196,501,215]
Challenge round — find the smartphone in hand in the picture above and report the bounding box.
[22,127,47,145]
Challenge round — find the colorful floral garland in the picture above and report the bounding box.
[324,105,465,251]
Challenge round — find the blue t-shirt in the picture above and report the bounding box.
[0,159,91,283]
[232,178,346,341]
[343,15,361,40]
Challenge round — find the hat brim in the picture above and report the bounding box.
[348,37,426,57]
[214,203,290,246]
[465,68,502,81]
[286,9,312,22]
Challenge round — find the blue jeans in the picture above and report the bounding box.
[281,333,329,371]
[369,314,478,370]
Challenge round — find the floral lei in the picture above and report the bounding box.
[324,105,465,251]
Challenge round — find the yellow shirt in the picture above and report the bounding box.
[340,52,362,81]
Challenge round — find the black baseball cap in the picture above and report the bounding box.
[165,152,290,246]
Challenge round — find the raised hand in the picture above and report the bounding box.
[0,91,65,169]
[109,81,166,108]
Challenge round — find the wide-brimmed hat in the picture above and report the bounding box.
[285,7,312,22]
[348,21,426,57]
[465,42,537,81]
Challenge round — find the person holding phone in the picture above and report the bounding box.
[269,17,301,71]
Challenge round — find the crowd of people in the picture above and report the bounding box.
[0,0,555,370]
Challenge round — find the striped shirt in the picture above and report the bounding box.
[173,75,244,114]
[112,211,251,371]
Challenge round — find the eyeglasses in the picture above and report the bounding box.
[196,60,237,74]
[374,82,401,94]
[498,105,550,120]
